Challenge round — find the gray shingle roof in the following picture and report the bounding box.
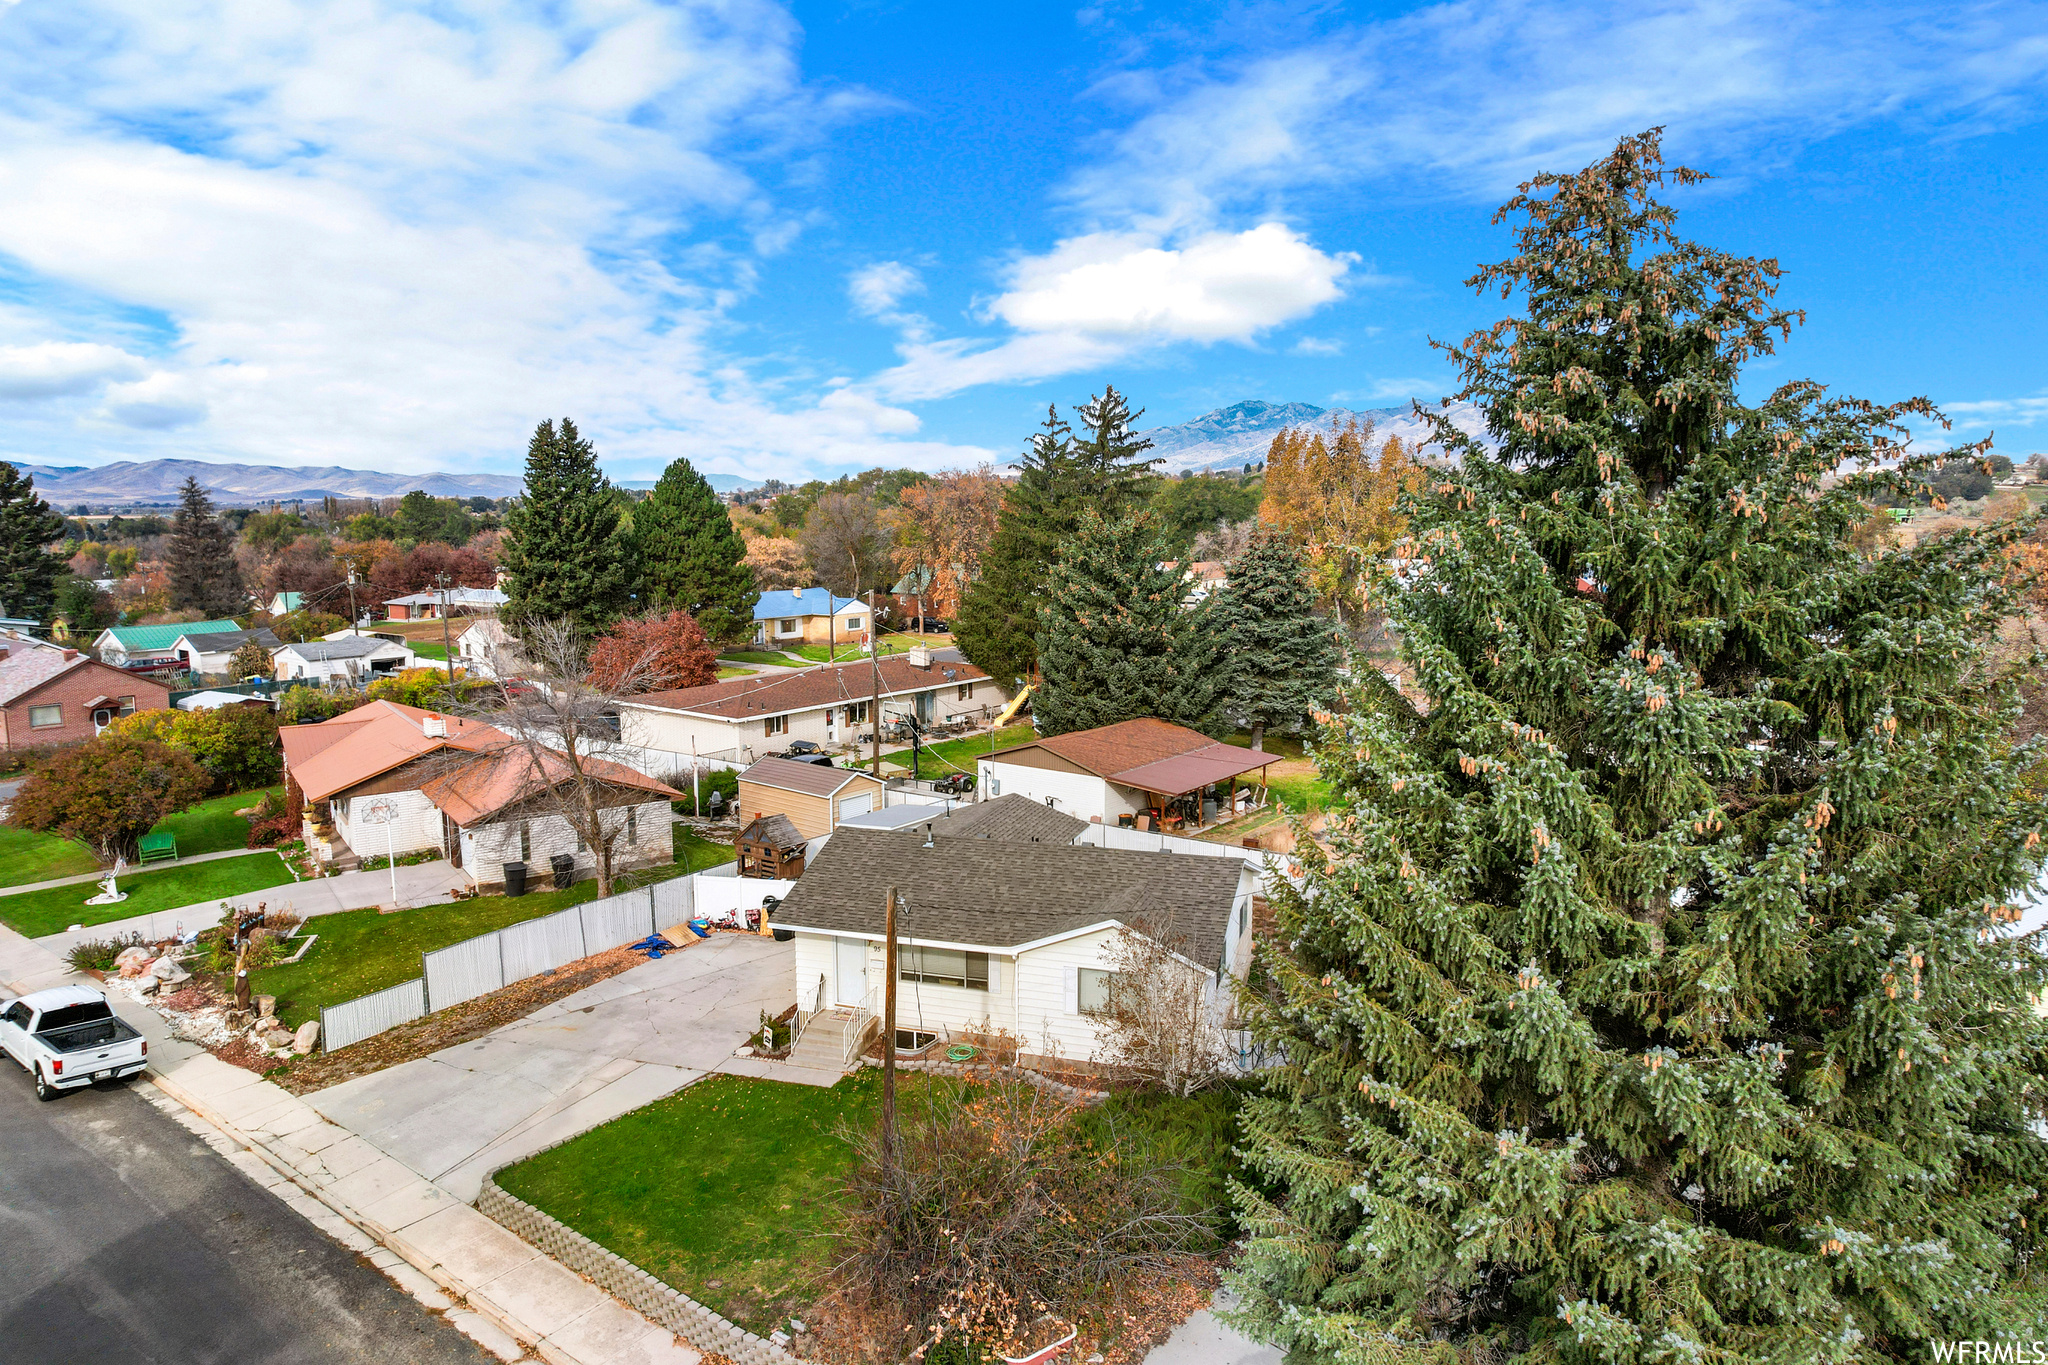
[772,825,1242,970]
[919,794,1087,845]
[181,627,281,653]
[278,636,401,661]
[739,755,873,799]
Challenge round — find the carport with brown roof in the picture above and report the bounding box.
[987,717,1275,832]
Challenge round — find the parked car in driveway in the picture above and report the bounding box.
[0,986,147,1101]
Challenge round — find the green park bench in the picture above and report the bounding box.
[138,831,179,864]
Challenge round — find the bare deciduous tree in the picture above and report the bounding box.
[800,491,889,597]
[463,617,676,897]
[1090,922,1228,1097]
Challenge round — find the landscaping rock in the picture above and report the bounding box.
[114,946,153,976]
[148,955,191,984]
[260,1028,294,1050]
[292,1020,320,1054]
[257,994,276,1018]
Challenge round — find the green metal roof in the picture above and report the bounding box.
[99,619,243,652]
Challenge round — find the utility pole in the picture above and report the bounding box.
[345,563,360,635]
[881,885,898,1173]
[869,591,884,778]
[435,572,455,685]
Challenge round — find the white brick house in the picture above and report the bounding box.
[281,699,677,888]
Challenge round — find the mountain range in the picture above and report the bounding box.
[1138,399,1489,474]
[1,459,755,506]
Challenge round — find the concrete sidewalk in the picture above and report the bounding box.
[31,858,471,957]
[306,932,822,1202]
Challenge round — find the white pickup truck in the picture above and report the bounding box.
[0,985,148,1101]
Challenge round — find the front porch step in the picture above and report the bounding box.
[788,1009,861,1072]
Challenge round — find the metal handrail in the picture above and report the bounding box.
[791,973,827,1045]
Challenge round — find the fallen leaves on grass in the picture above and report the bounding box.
[271,940,679,1094]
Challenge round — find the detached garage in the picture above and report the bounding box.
[736,756,888,840]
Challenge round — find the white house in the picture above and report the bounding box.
[280,699,678,888]
[265,591,306,616]
[977,717,1277,831]
[383,586,509,621]
[271,635,418,684]
[772,795,1255,1067]
[174,626,282,682]
[617,653,997,766]
[93,619,241,669]
[456,618,523,679]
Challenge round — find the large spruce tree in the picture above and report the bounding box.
[1228,131,2048,1357]
[634,456,757,641]
[168,476,247,617]
[1210,527,1339,750]
[1032,511,1224,737]
[957,391,1159,686]
[502,417,633,630]
[0,461,65,625]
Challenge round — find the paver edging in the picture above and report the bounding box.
[478,1174,807,1365]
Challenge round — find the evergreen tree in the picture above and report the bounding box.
[956,405,1075,687]
[168,477,247,617]
[958,390,1160,686]
[634,457,758,641]
[1227,132,2048,1357]
[1210,527,1339,750]
[501,418,633,630]
[0,462,65,625]
[1032,511,1225,737]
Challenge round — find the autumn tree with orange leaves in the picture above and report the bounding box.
[1258,417,1423,621]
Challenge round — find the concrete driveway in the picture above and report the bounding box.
[307,933,810,1201]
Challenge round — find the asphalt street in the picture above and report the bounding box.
[0,1069,491,1365]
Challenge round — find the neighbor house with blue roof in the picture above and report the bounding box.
[752,588,870,648]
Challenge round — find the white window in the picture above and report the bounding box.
[764,715,788,736]
[846,700,869,724]
[957,682,973,700]
[900,946,988,991]
[776,618,799,635]
[28,704,61,729]
[118,695,135,715]
[1076,967,1117,1015]
[846,616,863,632]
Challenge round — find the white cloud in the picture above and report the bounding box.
[1291,336,1342,357]
[0,0,990,478]
[0,341,144,400]
[1066,0,2048,229]
[1943,395,2048,428]
[849,262,924,318]
[874,223,1352,400]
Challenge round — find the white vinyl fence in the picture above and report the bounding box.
[320,978,427,1052]
[317,873,786,1052]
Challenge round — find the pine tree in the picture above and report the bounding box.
[501,418,633,631]
[1032,511,1225,737]
[958,391,1160,686]
[0,462,65,625]
[168,477,247,617]
[1227,131,2048,1356]
[1210,527,1339,750]
[634,457,757,641]
[956,405,1075,687]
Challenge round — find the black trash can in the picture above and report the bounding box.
[502,862,528,897]
[549,853,575,890]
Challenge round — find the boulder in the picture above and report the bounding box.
[292,1020,321,1055]
[114,945,153,977]
[260,1028,294,1050]
[256,994,276,1019]
[148,955,190,984]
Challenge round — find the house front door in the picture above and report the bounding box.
[835,935,867,1007]
[825,708,838,744]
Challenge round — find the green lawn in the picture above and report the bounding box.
[0,851,298,939]
[494,1071,1243,1337]
[784,633,951,665]
[496,1070,914,1334]
[152,786,284,858]
[714,665,756,680]
[0,825,99,888]
[672,825,735,874]
[257,843,730,1030]
[881,720,1037,775]
[719,650,796,666]
[1222,732,1334,811]
[408,639,450,660]
[0,785,283,892]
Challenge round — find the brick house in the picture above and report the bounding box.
[280,699,678,890]
[0,636,171,752]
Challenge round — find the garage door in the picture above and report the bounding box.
[837,791,874,822]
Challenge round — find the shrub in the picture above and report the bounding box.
[830,1076,1211,1360]
[7,732,211,862]
[247,812,299,848]
[68,932,147,973]
[667,766,738,817]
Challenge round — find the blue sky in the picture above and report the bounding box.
[0,0,2043,484]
